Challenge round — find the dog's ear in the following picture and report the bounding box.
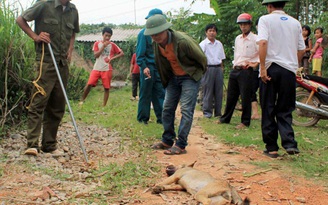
[187,160,197,168]
[166,165,176,176]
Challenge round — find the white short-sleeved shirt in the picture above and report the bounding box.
[199,38,226,65]
[233,32,259,66]
[256,10,305,74]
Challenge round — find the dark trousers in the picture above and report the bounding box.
[220,68,252,126]
[137,65,165,123]
[131,73,140,97]
[202,66,223,117]
[27,61,68,152]
[259,63,298,152]
[251,70,260,102]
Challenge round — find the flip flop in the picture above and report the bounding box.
[263,150,279,158]
[286,148,300,155]
[164,146,187,155]
[24,148,38,156]
[151,142,171,150]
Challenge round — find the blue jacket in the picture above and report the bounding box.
[136,28,156,71]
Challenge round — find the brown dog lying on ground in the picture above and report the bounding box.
[152,163,250,205]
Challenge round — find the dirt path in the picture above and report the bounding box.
[138,110,328,205]
[0,109,327,204]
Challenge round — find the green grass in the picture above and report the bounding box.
[61,84,328,203]
[199,107,328,184]
[63,85,163,202]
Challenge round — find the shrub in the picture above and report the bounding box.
[0,0,35,134]
[67,65,89,101]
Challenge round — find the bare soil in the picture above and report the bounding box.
[0,109,327,205]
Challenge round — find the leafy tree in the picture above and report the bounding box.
[208,0,327,75]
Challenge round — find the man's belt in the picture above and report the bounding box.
[207,64,221,68]
[234,65,248,70]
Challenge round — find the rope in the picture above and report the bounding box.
[26,43,46,109]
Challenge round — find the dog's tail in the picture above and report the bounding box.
[242,197,250,205]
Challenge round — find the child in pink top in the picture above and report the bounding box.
[309,27,324,76]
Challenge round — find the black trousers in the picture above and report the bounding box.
[131,73,140,97]
[259,63,298,152]
[251,70,260,102]
[220,68,252,126]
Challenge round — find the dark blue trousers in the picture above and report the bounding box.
[137,64,165,123]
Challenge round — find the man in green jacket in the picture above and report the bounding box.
[146,15,207,155]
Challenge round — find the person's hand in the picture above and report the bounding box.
[246,61,258,68]
[260,68,271,83]
[104,57,111,63]
[144,67,151,79]
[34,32,51,44]
[103,40,110,47]
[308,57,312,63]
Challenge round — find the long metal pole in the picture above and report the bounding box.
[47,43,89,163]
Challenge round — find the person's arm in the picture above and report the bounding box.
[130,63,134,74]
[258,40,271,83]
[182,39,207,73]
[308,40,320,62]
[298,49,305,65]
[136,30,151,78]
[108,47,124,63]
[16,16,50,43]
[310,40,320,54]
[306,38,313,52]
[67,33,75,62]
[94,41,110,59]
[130,54,135,74]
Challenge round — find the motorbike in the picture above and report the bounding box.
[293,68,328,127]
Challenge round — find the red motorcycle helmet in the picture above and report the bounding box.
[236,13,252,24]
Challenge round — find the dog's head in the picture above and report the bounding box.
[165,161,197,176]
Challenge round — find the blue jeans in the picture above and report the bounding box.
[161,75,200,149]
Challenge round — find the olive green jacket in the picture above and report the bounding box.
[153,29,207,88]
[22,0,79,64]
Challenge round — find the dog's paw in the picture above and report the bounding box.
[151,186,164,194]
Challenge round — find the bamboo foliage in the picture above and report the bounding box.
[0,0,35,133]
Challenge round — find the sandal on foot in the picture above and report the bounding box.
[151,142,171,150]
[24,148,38,156]
[286,148,300,155]
[164,146,187,155]
[263,150,279,158]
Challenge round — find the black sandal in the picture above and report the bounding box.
[164,146,187,155]
[263,150,279,158]
[151,142,171,150]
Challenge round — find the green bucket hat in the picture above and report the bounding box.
[144,15,172,36]
[262,0,289,5]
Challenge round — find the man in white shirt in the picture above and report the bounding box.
[219,13,259,129]
[199,24,226,118]
[257,0,305,158]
